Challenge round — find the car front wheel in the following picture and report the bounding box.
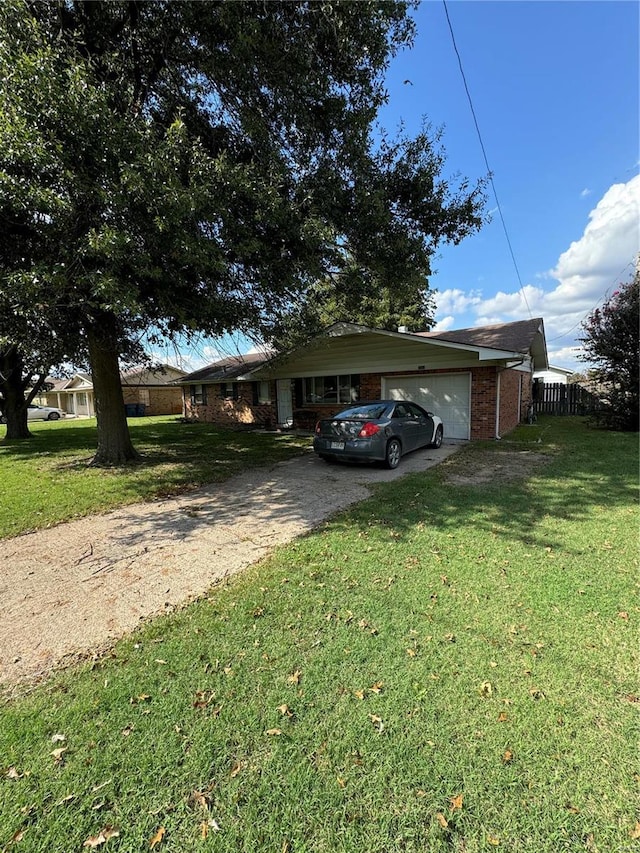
[431,425,443,448]
[47,412,60,420]
[384,438,402,470]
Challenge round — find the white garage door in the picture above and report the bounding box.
[383,373,471,440]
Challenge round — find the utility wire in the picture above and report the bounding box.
[442,0,533,319]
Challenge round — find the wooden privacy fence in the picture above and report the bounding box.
[533,382,602,416]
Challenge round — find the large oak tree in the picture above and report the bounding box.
[0,0,486,464]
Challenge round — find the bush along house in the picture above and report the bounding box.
[176,318,548,441]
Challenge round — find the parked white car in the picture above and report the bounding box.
[0,405,66,423]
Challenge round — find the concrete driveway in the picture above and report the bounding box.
[0,441,460,689]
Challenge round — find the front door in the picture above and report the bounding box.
[276,379,293,428]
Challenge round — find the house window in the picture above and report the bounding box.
[190,384,207,405]
[252,381,271,405]
[219,382,239,400]
[139,389,150,406]
[258,381,271,404]
[303,375,360,405]
[77,392,87,407]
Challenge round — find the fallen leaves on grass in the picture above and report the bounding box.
[5,766,23,780]
[149,826,165,848]
[200,819,221,839]
[190,790,211,811]
[629,822,640,840]
[192,690,216,710]
[368,714,384,733]
[450,793,464,811]
[436,812,449,828]
[478,681,493,698]
[9,829,25,845]
[230,761,245,778]
[287,669,301,685]
[51,747,67,765]
[502,749,513,764]
[83,827,120,848]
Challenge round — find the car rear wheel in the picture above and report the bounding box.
[431,425,443,448]
[384,438,402,469]
[47,412,60,420]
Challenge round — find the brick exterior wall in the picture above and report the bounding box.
[122,386,184,415]
[184,382,278,429]
[185,367,532,439]
[498,369,521,437]
[468,366,498,440]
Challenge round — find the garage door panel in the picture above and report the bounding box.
[384,374,470,440]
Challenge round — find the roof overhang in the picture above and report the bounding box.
[252,323,532,379]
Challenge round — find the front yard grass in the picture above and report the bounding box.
[0,416,309,539]
[0,418,637,852]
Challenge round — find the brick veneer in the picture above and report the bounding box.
[295,366,531,440]
[122,386,184,415]
[185,367,532,439]
[184,383,277,429]
[498,368,529,436]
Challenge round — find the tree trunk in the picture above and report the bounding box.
[0,347,32,440]
[85,311,140,465]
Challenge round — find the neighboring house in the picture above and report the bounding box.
[178,318,549,440]
[533,365,574,385]
[39,365,187,417]
[120,365,187,415]
[43,372,95,417]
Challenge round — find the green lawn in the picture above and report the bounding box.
[0,416,309,539]
[0,418,637,852]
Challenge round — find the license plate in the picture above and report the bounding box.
[330,441,345,450]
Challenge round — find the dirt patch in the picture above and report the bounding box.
[443,448,551,486]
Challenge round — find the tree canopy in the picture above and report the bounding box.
[0,0,486,463]
[579,269,639,431]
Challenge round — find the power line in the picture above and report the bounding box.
[442,0,532,319]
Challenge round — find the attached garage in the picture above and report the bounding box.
[383,373,471,440]
[180,318,549,441]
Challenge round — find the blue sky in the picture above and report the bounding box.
[164,1,639,373]
[380,0,639,370]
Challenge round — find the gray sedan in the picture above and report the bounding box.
[313,400,444,469]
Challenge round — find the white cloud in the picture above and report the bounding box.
[580,188,591,198]
[434,288,482,315]
[434,175,640,370]
[549,175,639,308]
[432,315,456,332]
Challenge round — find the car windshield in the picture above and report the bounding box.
[336,404,388,420]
